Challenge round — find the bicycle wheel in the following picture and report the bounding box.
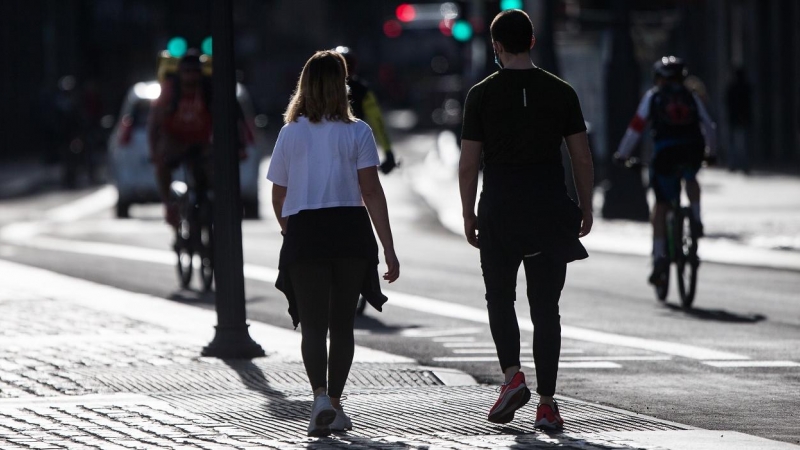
[655,270,669,301]
[654,213,673,302]
[175,220,193,289]
[675,207,699,308]
[199,223,214,292]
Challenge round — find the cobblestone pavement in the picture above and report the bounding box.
[2,262,781,450]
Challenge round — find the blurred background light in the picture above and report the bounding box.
[383,19,403,38]
[201,36,213,56]
[451,20,473,42]
[500,0,524,11]
[166,36,188,57]
[396,4,417,23]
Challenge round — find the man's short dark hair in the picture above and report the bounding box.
[490,9,533,54]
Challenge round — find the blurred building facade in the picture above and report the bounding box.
[1,0,797,170]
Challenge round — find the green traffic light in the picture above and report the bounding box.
[500,0,523,10]
[201,36,213,56]
[452,20,473,42]
[166,37,188,58]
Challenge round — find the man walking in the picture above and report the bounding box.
[458,9,594,430]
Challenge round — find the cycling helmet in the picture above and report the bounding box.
[653,56,688,81]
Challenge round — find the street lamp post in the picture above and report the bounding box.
[601,0,650,221]
[202,0,265,359]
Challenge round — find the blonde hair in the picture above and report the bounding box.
[284,50,355,124]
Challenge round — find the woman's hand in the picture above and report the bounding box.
[383,249,400,283]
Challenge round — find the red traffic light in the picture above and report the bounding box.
[396,4,416,22]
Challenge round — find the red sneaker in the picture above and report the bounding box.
[534,400,564,430]
[488,372,531,424]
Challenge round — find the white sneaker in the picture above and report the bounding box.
[307,394,336,437]
[330,408,353,431]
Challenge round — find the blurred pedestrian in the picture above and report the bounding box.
[725,67,752,173]
[459,9,593,431]
[269,50,400,437]
[338,47,397,174]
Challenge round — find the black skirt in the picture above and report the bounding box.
[274,206,388,328]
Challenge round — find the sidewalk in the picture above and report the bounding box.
[2,259,798,449]
[405,131,800,271]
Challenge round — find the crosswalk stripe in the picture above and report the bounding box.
[702,360,800,368]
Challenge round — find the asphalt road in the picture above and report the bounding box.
[1,138,798,445]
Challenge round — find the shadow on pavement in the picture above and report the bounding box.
[169,289,216,305]
[665,303,767,323]
[223,359,311,421]
[354,313,420,334]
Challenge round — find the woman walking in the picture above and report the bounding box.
[268,50,400,437]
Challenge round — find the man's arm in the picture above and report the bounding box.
[459,139,482,248]
[564,132,594,237]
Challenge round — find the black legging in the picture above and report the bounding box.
[288,258,367,398]
[483,252,567,397]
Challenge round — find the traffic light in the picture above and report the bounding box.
[166,37,188,58]
[201,36,213,56]
[451,20,473,42]
[500,0,524,10]
[395,3,417,22]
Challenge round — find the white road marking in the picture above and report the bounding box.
[432,337,476,343]
[443,342,528,348]
[702,360,800,368]
[434,356,533,363]
[452,349,504,354]
[433,358,620,369]
[523,362,622,369]
[46,185,117,222]
[386,290,750,361]
[560,356,671,362]
[400,327,483,338]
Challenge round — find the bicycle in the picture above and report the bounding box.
[652,181,700,308]
[621,158,701,309]
[170,147,214,291]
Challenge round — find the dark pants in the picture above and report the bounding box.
[482,251,567,397]
[288,258,367,398]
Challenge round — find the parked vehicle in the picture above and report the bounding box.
[108,81,264,218]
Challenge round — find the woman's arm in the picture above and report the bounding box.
[358,166,399,283]
[271,184,288,234]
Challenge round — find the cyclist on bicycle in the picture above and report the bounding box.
[615,56,717,285]
[148,50,246,227]
[338,47,397,174]
[148,50,214,227]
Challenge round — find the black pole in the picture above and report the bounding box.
[202,0,264,359]
[600,0,649,221]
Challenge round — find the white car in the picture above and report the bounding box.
[108,81,264,218]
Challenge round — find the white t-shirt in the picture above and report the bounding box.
[267,117,380,217]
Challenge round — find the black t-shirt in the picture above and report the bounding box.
[461,68,586,166]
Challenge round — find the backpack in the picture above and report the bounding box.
[650,83,702,142]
